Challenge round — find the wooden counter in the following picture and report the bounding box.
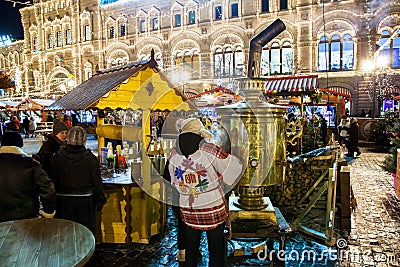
[97,167,166,244]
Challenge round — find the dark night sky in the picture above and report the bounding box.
[0,1,30,40]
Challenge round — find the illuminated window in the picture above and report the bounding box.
[318,34,354,71]
[120,24,126,36]
[109,26,115,38]
[140,20,146,33]
[213,47,244,78]
[175,14,181,26]
[84,25,91,41]
[48,33,53,48]
[56,31,62,47]
[65,29,71,45]
[33,37,38,51]
[174,51,200,79]
[231,3,239,18]
[153,18,159,30]
[215,6,222,20]
[261,41,293,76]
[188,10,196,25]
[378,30,400,68]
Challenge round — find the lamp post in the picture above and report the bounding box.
[362,57,390,118]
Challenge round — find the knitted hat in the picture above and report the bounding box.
[1,131,23,148]
[178,118,212,139]
[67,126,87,146]
[53,120,69,135]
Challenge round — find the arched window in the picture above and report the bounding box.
[213,47,244,78]
[261,41,293,76]
[330,35,341,70]
[318,34,354,71]
[47,33,53,49]
[393,32,400,68]
[342,34,354,70]
[109,26,115,38]
[318,36,329,71]
[65,29,71,45]
[234,48,244,76]
[378,30,400,68]
[188,10,196,25]
[174,50,199,79]
[281,41,293,74]
[84,62,93,80]
[120,24,126,36]
[32,36,39,51]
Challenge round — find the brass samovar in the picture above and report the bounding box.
[218,18,287,213]
[217,82,287,212]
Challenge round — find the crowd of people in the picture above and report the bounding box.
[0,107,365,265]
[338,116,361,158]
[0,119,105,236]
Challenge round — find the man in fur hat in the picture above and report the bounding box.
[0,131,56,222]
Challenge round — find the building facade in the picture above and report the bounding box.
[0,0,399,117]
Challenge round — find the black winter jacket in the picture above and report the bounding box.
[37,135,66,175]
[0,146,56,222]
[50,145,105,207]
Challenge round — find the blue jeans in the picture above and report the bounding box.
[184,222,225,267]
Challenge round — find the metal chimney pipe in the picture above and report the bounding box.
[247,19,286,78]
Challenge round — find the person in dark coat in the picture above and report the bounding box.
[10,116,21,132]
[36,120,69,175]
[0,131,56,222]
[317,113,328,146]
[348,117,361,157]
[22,116,29,137]
[50,126,106,234]
[46,113,54,123]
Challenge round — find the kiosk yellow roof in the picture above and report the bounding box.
[47,52,192,112]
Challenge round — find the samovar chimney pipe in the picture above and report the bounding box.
[247,19,286,79]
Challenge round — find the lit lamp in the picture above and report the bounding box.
[67,79,75,88]
[362,57,390,118]
[59,83,67,92]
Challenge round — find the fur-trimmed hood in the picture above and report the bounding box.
[0,146,28,156]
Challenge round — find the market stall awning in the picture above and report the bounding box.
[188,86,243,106]
[14,98,55,111]
[264,75,319,96]
[47,52,193,112]
[320,87,351,100]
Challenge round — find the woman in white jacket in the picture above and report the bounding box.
[164,118,243,266]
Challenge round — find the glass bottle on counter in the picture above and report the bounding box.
[106,143,114,171]
[115,145,127,169]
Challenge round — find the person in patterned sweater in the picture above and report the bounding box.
[164,118,243,266]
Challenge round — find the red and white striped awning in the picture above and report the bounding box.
[264,75,319,96]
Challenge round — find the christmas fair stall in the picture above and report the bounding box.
[188,86,243,126]
[47,52,193,244]
[263,75,344,245]
[264,75,351,153]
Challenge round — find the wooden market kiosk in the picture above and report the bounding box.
[47,52,192,244]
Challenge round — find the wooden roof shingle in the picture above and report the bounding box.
[47,60,150,110]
